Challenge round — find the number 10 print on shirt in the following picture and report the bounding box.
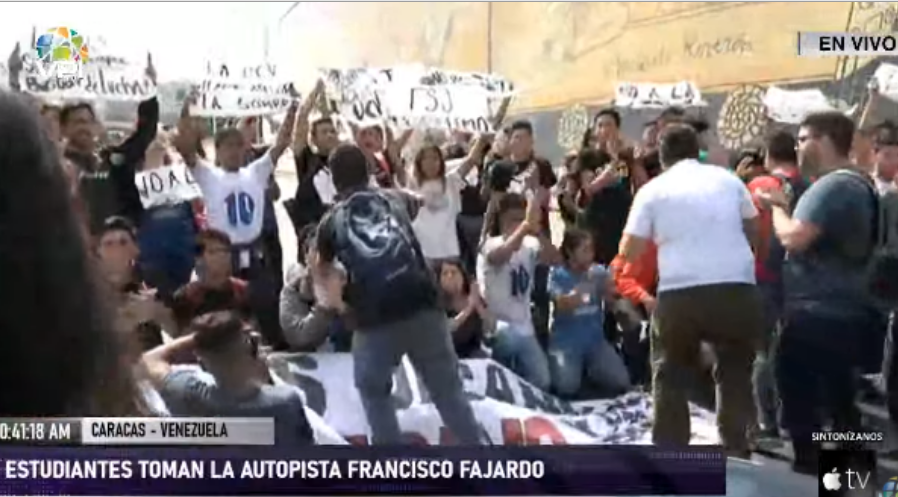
[225,191,256,227]
[511,266,531,298]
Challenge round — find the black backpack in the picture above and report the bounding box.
[332,190,437,327]
[836,170,898,306]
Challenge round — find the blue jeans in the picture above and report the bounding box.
[549,336,630,397]
[490,321,551,391]
[138,204,196,298]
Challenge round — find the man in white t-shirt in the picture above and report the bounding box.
[477,191,559,391]
[182,101,297,272]
[176,101,297,350]
[619,123,763,458]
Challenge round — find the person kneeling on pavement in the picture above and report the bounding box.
[143,311,314,446]
[279,225,354,352]
[548,229,630,398]
[435,259,495,359]
[477,191,560,391]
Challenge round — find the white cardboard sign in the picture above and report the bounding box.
[873,62,898,103]
[19,55,156,102]
[322,66,503,132]
[134,163,202,209]
[614,81,705,109]
[192,62,297,118]
[763,86,848,124]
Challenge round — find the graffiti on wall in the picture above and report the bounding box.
[291,1,898,159]
[490,1,857,113]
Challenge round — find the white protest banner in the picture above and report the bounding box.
[762,86,841,124]
[614,81,705,109]
[872,62,898,103]
[192,62,297,118]
[134,163,202,209]
[320,67,396,125]
[19,54,156,102]
[384,85,494,134]
[323,66,502,132]
[416,65,515,96]
[261,354,720,446]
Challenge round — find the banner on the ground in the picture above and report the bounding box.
[134,163,202,209]
[321,65,511,133]
[872,62,898,103]
[614,81,704,109]
[192,62,297,118]
[18,54,156,102]
[264,354,719,446]
[763,86,856,124]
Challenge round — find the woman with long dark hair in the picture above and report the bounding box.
[547,229,630,398]
[434,259,494,359]
[0,91,149,416]
[409,139,484,262]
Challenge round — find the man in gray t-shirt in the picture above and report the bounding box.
[756,112,883,474]
[143,311,314,447]
[782,170,875,315]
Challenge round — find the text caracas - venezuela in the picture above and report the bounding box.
[91,421,227,438]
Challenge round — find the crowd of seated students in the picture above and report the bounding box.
[12,62,898,462]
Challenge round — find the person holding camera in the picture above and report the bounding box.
[143,311,315,446]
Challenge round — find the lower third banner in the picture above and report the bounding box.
[0,446,725,495]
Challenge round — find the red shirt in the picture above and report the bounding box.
[746,167,801,283]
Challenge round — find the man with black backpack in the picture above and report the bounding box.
[314,144,484,445]
[757,112,887,474]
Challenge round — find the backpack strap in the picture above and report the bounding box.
[832,169,887,250]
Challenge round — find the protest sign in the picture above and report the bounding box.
[18,55,156,102]
[320,67,395,125]
[416,65,515,96]
[322,66,502,133]
[614,81,704,109]
[134,163,202,209]
[872,62,898,103]
[262,355,719,446]
[192,62,297,118]
[384,85,494,133]
[762,86,846,124]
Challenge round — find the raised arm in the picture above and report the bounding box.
[384,125,414,187]
[268,99,299,165]
[174,92,202,167]
[293,79,325,153]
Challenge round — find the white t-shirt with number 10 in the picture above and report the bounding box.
[191,153,274,245]
[476,235,541,334]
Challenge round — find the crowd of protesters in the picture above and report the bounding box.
[3,71,898,472]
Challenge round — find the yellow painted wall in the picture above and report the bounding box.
[293,2,488,74]
[491,2,861,111]
[295,2,898,112]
